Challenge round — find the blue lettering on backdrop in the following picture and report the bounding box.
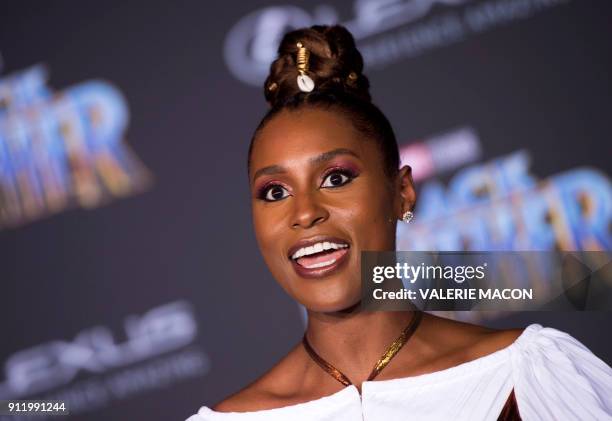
[0,65,150,229]
[398,151,611,252]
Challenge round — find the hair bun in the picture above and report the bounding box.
[264,25,371,107]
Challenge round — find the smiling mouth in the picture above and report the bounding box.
[289,240,351,278]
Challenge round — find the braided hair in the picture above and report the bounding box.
[248,25,400,180]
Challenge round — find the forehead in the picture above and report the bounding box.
[251,107,378,171]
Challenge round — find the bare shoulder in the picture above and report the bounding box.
[212,343,309,413]
[414,313,524,369]
[212,385,272,413]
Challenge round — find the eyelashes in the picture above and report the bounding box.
[258,183,289,202]
[256,167,359,202]
[320,166,358,188]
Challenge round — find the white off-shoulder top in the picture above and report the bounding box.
[186,324,612,421]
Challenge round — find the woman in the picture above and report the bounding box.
[187,25,612,420]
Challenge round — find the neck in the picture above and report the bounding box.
[304,305,418,386]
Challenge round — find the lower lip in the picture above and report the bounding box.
[290,248,350,279]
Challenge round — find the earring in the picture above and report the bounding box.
[402,210,414,223]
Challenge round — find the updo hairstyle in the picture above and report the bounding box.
[248,25,400,180]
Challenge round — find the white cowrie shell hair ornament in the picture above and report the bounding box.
[296,42,315,92]
[402,210,414,223]
[297,74,315,92]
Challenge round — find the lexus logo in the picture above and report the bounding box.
[223,0,470,85]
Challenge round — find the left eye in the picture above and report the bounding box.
[321,171,352,188]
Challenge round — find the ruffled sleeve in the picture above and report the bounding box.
[512,324,612,420]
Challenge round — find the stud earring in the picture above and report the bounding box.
[402,210,414,223]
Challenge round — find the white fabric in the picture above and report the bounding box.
[186,324,612,421]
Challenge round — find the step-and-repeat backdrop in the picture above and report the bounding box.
[1,1,610,420]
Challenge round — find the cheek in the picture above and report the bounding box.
[253,207,274,249]
[252,206,286,264]
[347,181,395,247]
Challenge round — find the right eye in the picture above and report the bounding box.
[261,184,290,202]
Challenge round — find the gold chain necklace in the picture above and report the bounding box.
[302,311,423,386]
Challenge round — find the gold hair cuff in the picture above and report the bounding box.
[296,42,314,92]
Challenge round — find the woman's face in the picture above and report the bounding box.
[249,107,414,312]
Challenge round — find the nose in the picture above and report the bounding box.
[291,191,329,229]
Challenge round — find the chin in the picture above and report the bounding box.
[297,288,361,314]
[275,261,363,313]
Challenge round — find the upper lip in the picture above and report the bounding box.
[287,235,350,260]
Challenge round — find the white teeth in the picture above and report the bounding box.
[301,258,338,269]
[291,241,348,260]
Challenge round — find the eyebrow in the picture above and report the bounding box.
[251,148,360,182]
